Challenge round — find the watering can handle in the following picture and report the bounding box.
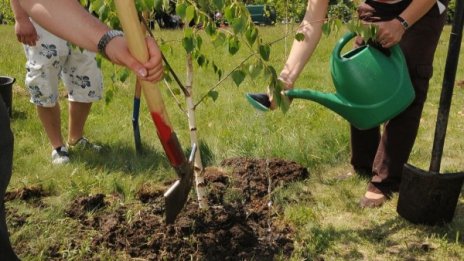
[333,32,393,58]
[332,32,357,61]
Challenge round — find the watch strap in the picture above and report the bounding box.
[395,16,409,30]
[97,30,124,59]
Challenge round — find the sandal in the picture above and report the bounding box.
[359,191,387,208]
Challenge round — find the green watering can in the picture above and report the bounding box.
[248,32,415,130]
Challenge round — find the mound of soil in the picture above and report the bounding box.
[64,157,309,259]
[4,185,48,202]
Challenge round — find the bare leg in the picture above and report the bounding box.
[67,101,92,145]
[36,104,65,149]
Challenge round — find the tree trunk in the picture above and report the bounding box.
[185,54,208,209]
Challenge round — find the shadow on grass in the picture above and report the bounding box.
[298,208,464,259]
[71,141,171,176]
[69,140,216,177]
[11,109,28,120]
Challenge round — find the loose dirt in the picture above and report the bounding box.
[8,157,309,260]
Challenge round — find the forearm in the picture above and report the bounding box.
[279,0,329,86]
[10,0,29,22]
[19,0,109,52]
[399,0,437,26]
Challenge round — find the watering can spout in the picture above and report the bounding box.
[285,89,350,116]
[284,88,368,126]
[285,84,414,130]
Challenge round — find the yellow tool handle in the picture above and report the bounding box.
[114,0,170,124]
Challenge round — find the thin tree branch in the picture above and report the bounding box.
[194,52,255,108]
[163,79,187,113]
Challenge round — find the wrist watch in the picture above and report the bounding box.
[97,30,124,59]
[395,16,409,30]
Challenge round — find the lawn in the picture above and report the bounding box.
[1,22,464,260]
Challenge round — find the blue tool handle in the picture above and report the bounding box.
[132,97,142,153]
[132,97,141,123]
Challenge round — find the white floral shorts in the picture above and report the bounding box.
[24,20,103,107]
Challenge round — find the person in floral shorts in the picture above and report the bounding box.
[11,0,103,164]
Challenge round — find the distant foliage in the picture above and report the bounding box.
[241,0,355,23]
[0,0,14,25]
[255,0,307,22]
[328,0,355,23]
[447,0,456,24]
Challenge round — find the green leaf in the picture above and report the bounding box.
[186,5,195,23]
[295,33,305,42]
[197,54,206,68]
[208,90,219,101]
[118,69,129,82]
[212,62,222,80]
[212,32,226,48]
[224,5,235,22]
[110,72,116,83]
[335,19,343,33]
[159,44,172,55]
[162,0,170,9]
[164,72,172,83]
[184,27,193,37]
[205,22,217,36]
[96,55,102,68]
[231,16,247,34]
[228,36,240,55]
[98,4,108,22]
[276,79,291,113]
[322,22,331,36]
[245,26,258,46]
[248,61,263,79]
[146,0,155,10]
[195,35,203,50]
[231,69,246,87]
[176,3,187,19]
[182,36,195,53]
[109,17,120,30]
[154,0,163,10]
[213,0,224,10]
[80,0,89,8]
[263,64,277,80]
[135,0,146,13]
[197,0,209,11]
[172,88,181,95]
[259,44,271,61]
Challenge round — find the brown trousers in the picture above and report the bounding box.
[350,2,449,195]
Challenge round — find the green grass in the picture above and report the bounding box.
[2,23,464,260]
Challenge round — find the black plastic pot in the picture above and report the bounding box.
[0,76,15,118]
[397,164,464,226]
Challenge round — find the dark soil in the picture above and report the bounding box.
[9,157,309,260]
[4,185,48,202]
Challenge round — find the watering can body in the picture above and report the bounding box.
[286,32,415,129]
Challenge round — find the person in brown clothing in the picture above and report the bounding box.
[247,0,448,208]
[354,0,448,207]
